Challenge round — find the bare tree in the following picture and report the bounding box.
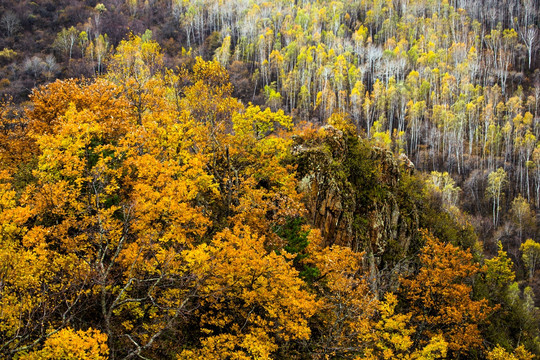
[0,11,20,38]
[43,55,59,80]
[23,56,47,80]
[520,0,537,29]
[487,167,507,227]
[520,25,538,69]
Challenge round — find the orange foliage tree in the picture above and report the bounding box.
[1,30,520,360]
[304,229,447,359]
[1,48,218,357]
[179,225,319,359]
[399,231,495,357]
[0,34,316,359]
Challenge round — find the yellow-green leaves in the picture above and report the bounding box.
[233,105,292,140]
[521,239,540,280]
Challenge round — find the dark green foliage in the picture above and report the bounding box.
[275,216,320,283]
[420,193,479,252]
[395,171,423,256]
[344,135,389,208]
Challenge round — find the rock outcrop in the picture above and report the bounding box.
[292,125,419,291]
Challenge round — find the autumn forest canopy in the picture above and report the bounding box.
[3,0,540,359]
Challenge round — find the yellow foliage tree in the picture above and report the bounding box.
[20,328,108,360]
[487,344,535,360]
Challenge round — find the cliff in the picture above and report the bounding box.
[292,125,419,292]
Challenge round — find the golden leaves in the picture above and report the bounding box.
[487,344,535,360]
[20,328,109,360]
[182,225,318,358]
[0,34,517,359]
[400,231,494,355]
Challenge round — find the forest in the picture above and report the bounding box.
[2,0,540,358]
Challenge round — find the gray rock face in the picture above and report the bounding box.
[292,125,419,292]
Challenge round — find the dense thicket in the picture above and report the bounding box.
[0,33,539,359]
[2,0,540,358]
[2,0,540,254]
